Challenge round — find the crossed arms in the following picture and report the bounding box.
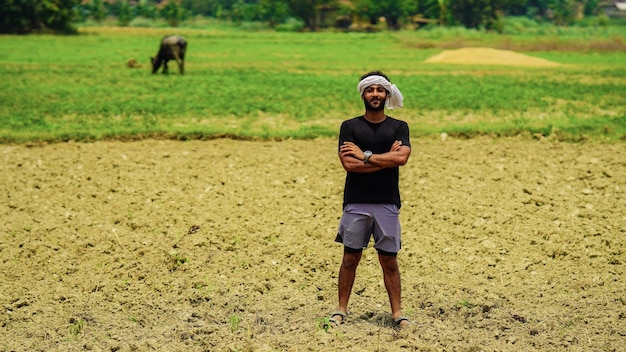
[339,140,411,173]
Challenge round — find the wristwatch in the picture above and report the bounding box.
[363,150,372,163]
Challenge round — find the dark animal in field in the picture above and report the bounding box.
[150,35,186,74]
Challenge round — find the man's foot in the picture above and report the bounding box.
[328,311,347,326]
[393,316,410,329]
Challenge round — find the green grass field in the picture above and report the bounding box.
[1,26,625,143]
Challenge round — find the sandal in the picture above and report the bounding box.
[393,316,410,329]
[328,311,347,327]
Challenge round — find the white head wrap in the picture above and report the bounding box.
[357,75,404,109]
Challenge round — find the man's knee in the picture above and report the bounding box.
[378,253,399,272]
[341,247,362,268]
[377,249,397,257]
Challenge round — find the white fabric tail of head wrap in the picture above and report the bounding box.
[357,75,404,109]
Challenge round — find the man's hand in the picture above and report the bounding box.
[339,142,365,161]
[369,140,410,168]
[339,141,382,173]
[340,140,404,163]
[390,140,402,152]
[339,140,409,173]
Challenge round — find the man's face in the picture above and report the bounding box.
[362,84,388,111]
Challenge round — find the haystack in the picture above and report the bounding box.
[425,47,560,67]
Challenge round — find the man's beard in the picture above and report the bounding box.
[364,97,385,112]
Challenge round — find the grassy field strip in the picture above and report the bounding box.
[0,27,624,142]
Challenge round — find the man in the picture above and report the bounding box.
[330,71,411,329]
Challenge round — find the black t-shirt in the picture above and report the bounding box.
[338,115,411,208]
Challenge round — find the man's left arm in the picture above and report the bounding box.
[369,122,411,168]
[367,144,411,168]
[339,142,384,173]
[339,140,410,171]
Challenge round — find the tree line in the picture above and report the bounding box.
[0,0,614,34]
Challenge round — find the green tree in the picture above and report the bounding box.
[117,0,133,26]
[419,0,451,25]
[180,0,251,20]
[230,0,258,23]
[181,0,217,16]
[89,0,107,22]
[0,0,79,34]
[259,0,290,28]
[582,0,601,16]
[499,0,529,16]
[285,0,335,31]
[548,0,579,24]
[503,0,605,23]
[448,0,501,29]
[354,0,418,30]
[135,0,158,19]
[160,0,188,26]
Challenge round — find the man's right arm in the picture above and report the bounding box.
[338,120,386,173]
[367,145,411,168]
[339,150,383,173]
[339,140,407,173]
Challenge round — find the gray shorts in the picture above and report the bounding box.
[335,203,401,254]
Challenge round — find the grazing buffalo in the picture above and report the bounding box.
[151,35,187,74]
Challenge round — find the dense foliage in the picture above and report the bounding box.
[0,0,623,34]
[0,0,80,34]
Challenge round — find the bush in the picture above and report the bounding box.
[276,17,305,32]
[501,16,541,35]
[573,15,611,27]
[129,17,169,28]
[0,0,79,34]
[181,15,216,29]
[236,21,270,31]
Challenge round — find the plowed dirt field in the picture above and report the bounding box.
[2,137,624,351]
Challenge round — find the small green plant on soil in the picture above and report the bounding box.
[193,276,215,292]
[193,282,211,292]
[229,314,241,332]
[68,318,83,337]
[170,253,188,268]
[456,299,476,309]
[316,316,331,333]
[232,237,243,246]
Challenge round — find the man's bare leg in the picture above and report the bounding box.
[334,250,362,323]
[379,254,408,327]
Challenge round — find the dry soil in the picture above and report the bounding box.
[1,137,625,351]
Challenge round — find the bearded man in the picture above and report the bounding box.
[329,70,411,330]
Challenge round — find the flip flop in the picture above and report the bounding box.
[393,316,410,329]
[328,311,347,326]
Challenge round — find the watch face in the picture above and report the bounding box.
[364,150,372,162]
